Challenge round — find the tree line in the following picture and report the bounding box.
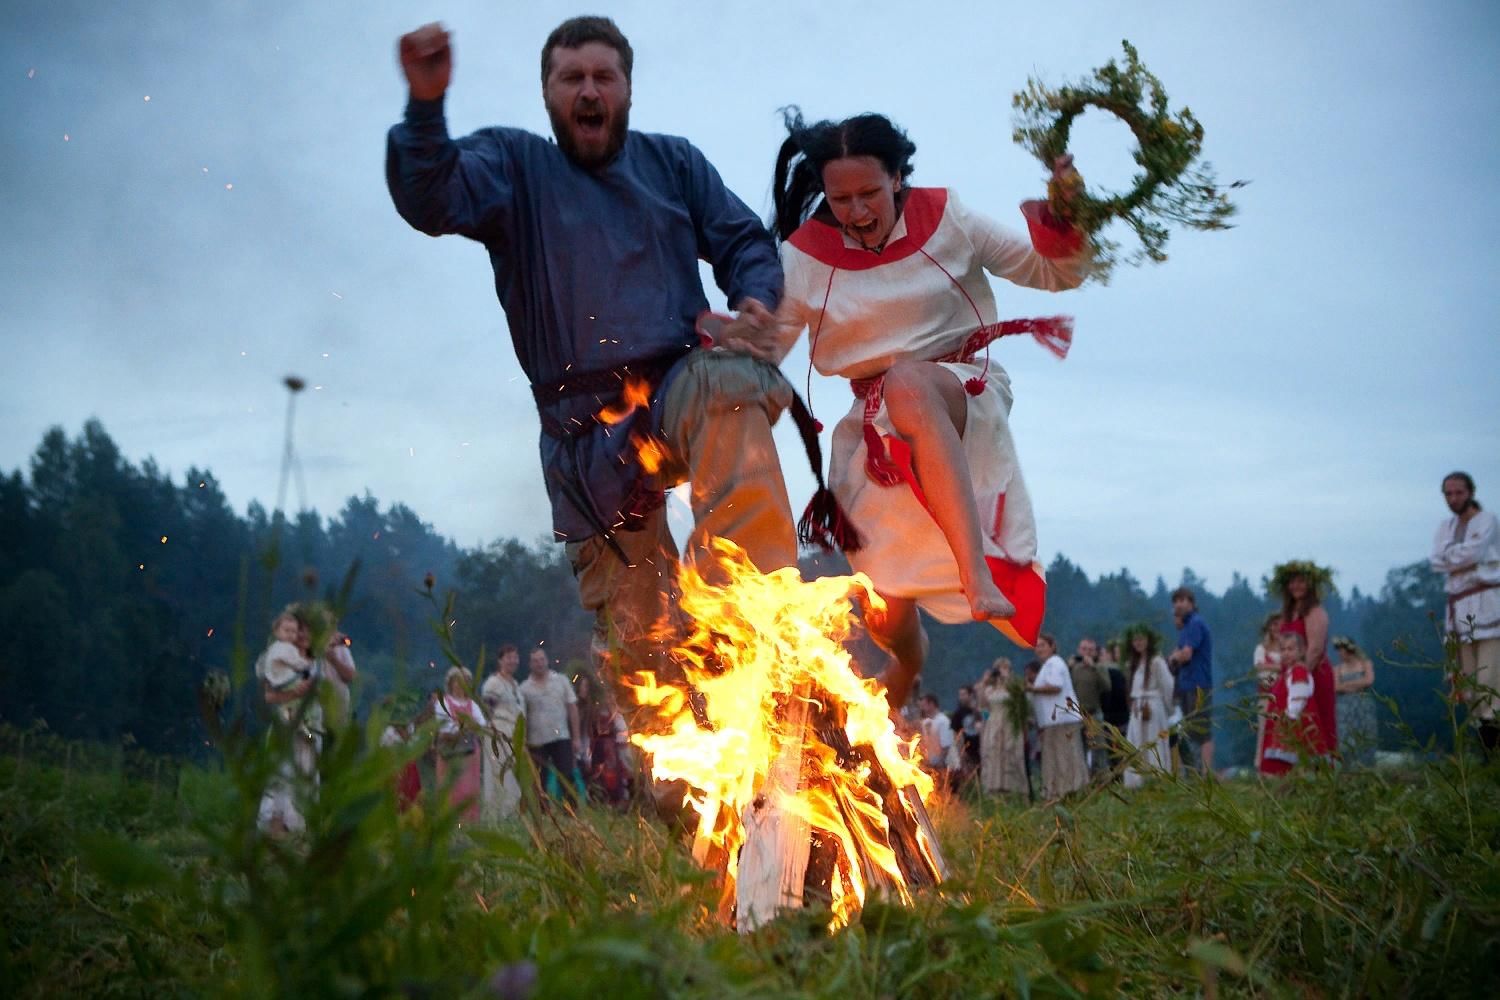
[0,420,1452,767]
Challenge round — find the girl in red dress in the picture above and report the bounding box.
[1260,630,1335,774]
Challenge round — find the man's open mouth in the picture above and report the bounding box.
[575,109,606,134]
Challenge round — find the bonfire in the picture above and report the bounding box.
[626,539,947,931]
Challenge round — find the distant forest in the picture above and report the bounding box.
[0,420,1454,769]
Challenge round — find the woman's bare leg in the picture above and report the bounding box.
[864,594,928,710]
[882,361,1013,621]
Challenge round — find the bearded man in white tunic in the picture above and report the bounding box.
[1430,471,1500,754]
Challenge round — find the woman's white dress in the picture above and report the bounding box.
[1123,655,1174,788]
[775,189,1087,646]
[480,673,526,822]
[979,682,1027,794]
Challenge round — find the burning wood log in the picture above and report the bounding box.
[735,681,948,931]
[735,685,814,930]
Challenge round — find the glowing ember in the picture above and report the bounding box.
[626,539,945,931]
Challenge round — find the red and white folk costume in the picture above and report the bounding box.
[774,189,1088,646]
[1258,658,1334,775]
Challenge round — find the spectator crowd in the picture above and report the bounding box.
[254,471,1495,827]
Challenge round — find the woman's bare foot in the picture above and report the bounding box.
[964,575,1014,622]
[877,659,919,712]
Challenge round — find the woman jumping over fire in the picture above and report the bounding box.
[767,110,1090,708]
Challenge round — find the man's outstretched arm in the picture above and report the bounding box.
[386,23,513,240]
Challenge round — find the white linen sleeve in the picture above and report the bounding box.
[1285,669,1314,721]
[1428,522,1450,574]
[1153,658,1175,704]
[1431,514,1494,572]
[947,190,1090,292]
[770,246,815,366]
[433,698,457,734]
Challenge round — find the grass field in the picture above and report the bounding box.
[3,716,1497,999]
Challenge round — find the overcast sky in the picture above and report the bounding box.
[3,0,1497,597]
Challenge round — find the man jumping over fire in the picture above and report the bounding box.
[386,16,799,676]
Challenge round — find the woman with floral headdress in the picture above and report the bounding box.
[1269,561,1338,760]
[1331,636,1376,766]
[767,109,1090,709]
[977,657,1027,795]
[1120,624,1174,788]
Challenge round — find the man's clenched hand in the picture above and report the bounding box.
[399,23,453,102]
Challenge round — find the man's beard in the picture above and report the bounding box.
[547,99,630,170]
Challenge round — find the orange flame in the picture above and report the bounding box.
[597,376,652,426]
[634,434,670,475]
[626,539,943,931]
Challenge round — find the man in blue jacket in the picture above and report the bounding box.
[1167,586,1215,774]
[387,17,797,674]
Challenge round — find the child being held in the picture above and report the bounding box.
[1258,629,1332,775]
[256,611,318,727]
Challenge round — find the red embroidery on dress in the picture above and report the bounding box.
[990,492,1007,545]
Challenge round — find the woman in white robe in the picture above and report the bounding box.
[255,610,319,834]
[767,110,1088,709]
[978,657,1027,795]
[1122,626,1174,789]
[479,662,526,822]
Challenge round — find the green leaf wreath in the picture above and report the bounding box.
[1267,559,1337,600]
[1004,674,1031,736]
[1117,622,1164,664]
[1012,40,1241,281]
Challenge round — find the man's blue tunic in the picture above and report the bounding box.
[387,97,783,542]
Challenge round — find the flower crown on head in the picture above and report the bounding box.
[1267,560,1336,600]
[1118,621,1164,657]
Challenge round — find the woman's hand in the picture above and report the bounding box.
[1048,153,1085,211]
[713,298,781,362]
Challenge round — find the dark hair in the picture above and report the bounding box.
[1120,624,1162,688]
[1037,632,1057,651]
[1443,471,1481,511]
[919,692,939,707]
[497,643,518,659]
[1170,586,1196,607]
[541,16,633,85]
[770,107,916,241]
